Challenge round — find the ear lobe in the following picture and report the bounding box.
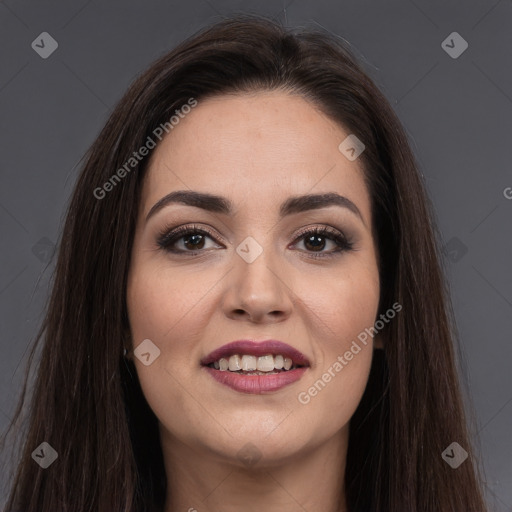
[123,329,133,359]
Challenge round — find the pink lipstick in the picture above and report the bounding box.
[201,339,310,394]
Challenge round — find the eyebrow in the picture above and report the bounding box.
[145,190,365,225]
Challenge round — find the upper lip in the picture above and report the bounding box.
[201,340,310,367]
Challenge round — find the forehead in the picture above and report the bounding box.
[142,91,371,222]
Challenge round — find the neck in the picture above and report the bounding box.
[160,426,348,512]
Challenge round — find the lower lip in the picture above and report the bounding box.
[203,366,308,394]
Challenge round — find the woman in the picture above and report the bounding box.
[2,15,487,512]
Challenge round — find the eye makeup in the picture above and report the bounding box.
[155,222,355,259]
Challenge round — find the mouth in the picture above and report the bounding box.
[200,339,310,394]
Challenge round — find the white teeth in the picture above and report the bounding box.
[241,355,257,371]
[274,355,284,369]
[257,355,274,372]
[211,354,299,372]
[228,354,241,371]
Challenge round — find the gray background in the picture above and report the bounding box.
[0,0,511,509]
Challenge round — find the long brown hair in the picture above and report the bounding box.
[1,14,487,512]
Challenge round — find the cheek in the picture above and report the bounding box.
[127,259,216,345]
[294,264,379,424]
[126,260,218,422]
[126,270,188,441]
[299,259,380,353]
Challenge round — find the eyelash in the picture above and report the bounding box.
[156,223,354,259]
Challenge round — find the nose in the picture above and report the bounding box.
[221,243,294,324]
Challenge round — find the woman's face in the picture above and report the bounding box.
[127,91,380,466]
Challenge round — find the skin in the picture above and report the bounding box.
[126,91,382,512]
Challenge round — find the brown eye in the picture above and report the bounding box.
[157,225,220,254]
[292,227,354,258]
[303,233,328,252]
[181,232,207,250]
[157,224,353,259]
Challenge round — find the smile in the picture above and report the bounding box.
[201,339,310,394]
